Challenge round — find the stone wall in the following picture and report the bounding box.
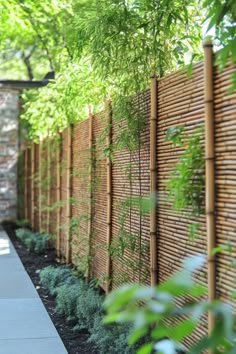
[0,90,19,222]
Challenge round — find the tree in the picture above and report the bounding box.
[0,0,73,79]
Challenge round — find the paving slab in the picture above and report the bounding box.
[0,232,17,258]
[0,299,59,339]
[0,337,67,354]
[0,270,38,298]
[0,230,68,353]
[0,257,24,271]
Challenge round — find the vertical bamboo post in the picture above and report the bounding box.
[86,110,93,280]
[46,140,51,235]
[106,100,112,294]
[56,134,61,259]
[24,148,28,221]
[65,126,72,264]
[38,142,42,231]
[150,75,158,287]
[204,39,216,336]
[31,142,35,229]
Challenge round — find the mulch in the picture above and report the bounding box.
[2,222,98,354]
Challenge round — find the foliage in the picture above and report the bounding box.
[204,0,236,89]
[56,282,82,321]
[0,0,73,79]
[15,228,50,253]
[39,265,74,296]
[75,283,103,330]
[89,315,134,354]
[21,60,106,140]
[0,0,235,140]
[15,219,30,228]
[75,0,202,93]
[40,263,133,353]
[104,255,236,354]
[15,227,32,243]
[166,126,205,215]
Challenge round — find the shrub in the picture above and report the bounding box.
[39,264,135,353]
[39,266,74,296]
[75,283,104,330]
[56,282,82,321]
[16,228,50,254]
[32,232,50,254]
[89,315,134,354]
[15,227,32,243]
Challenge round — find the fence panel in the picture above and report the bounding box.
[215,62,236,308]
[111,90,151,289]
[91,112,107,288]
[20,57,236,349]
[71,120,90,272]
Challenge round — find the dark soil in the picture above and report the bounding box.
[2,222,98,354]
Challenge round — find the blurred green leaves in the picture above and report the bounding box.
[104,254,236,353]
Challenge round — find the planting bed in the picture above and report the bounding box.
[2,222,98,354]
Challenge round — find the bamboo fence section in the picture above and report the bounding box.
[19,51,236,349]
[56,135,61,258]
[86,112,93,280]
[65,127,72,264]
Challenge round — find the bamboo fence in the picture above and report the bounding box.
[20,50,236,348]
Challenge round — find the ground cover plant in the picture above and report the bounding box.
[16,227,50,254]
[3,222,97,353]
[39,264,135,354]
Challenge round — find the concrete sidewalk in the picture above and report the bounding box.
[0,230,68,354]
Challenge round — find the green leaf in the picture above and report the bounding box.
[128,326,148,345]
[136,343,153,354]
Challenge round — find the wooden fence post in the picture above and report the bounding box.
[106,100,112,294]
[56,134,61,258]
[24,148,28,221]
[203,39,216,337]
[86,111,93,280]
[65,127,72,264]
[31,142,35,229]
[46,140,51,235]
[38,142,42,231]
[150,75,158,286]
